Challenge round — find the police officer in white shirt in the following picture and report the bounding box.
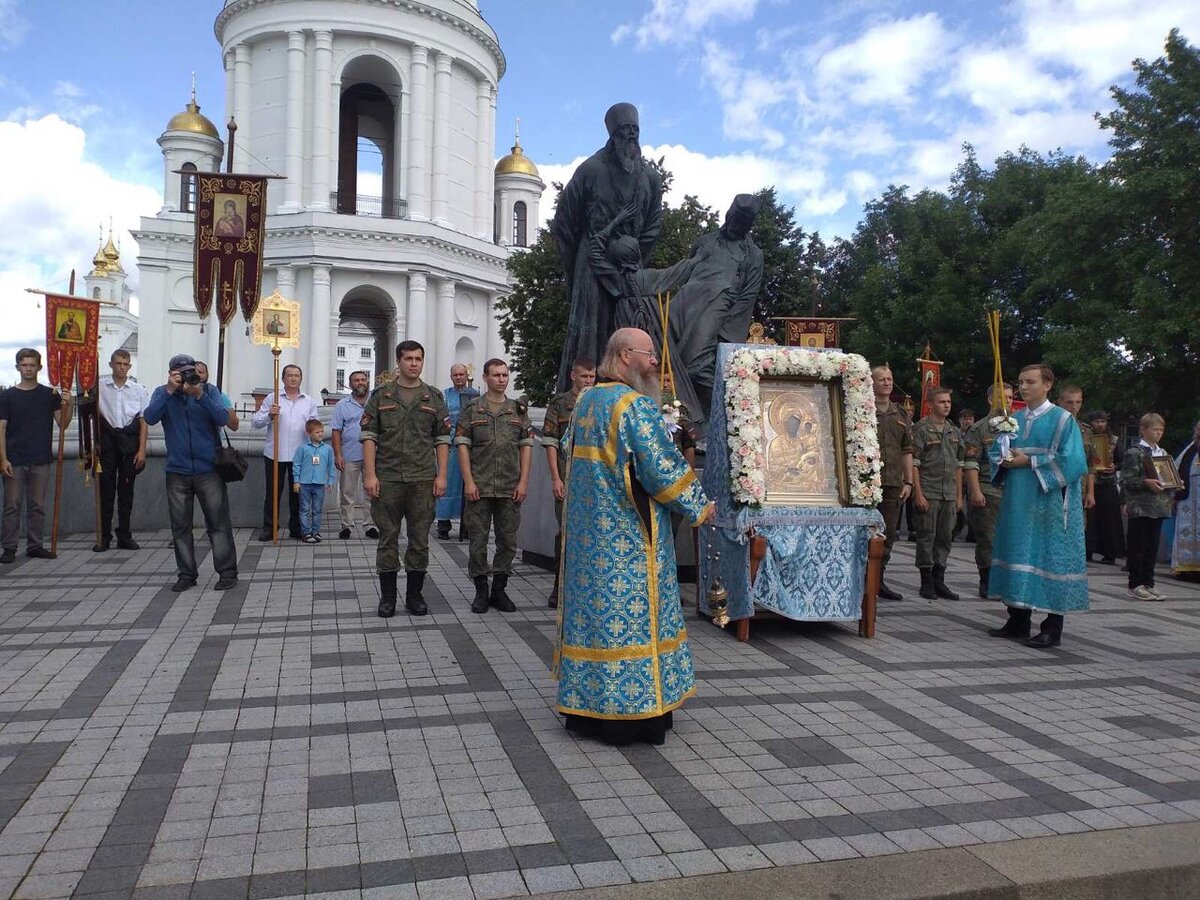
[95,348,149,552]
[251,364,320,540]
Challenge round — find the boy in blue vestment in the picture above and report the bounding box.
[293,420,337,543]
[987,364,1089,648]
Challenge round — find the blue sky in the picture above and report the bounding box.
[1,0,1197,381]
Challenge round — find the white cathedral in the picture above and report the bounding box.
[108,0,545,401]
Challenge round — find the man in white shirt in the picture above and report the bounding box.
[95,349,149,552]
[251,363,320,540]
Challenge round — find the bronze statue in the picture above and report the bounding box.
[667,193,764,423]
[551,103,662,393]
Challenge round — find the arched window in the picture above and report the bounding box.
[180,162,198,213]
[512,201,528,248]
[92,287,101,299]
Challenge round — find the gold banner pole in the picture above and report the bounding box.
[272,349,281,546]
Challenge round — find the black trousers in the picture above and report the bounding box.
[261,458,301,535]
[1126,516,1164,589]
[99,428,140,542]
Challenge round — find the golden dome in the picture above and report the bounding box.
[88,225,124,278]
[88,245,110,278]
[166,99,220,139]
[495,141,539,178]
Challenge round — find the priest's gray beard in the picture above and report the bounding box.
[615,136,642,174]
[629,369,661,407]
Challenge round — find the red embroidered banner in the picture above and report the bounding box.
[194,173,269,326]
[44,293,100,392]
[916,343,943,419]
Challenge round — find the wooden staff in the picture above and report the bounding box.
[49,271,77,556]
[271,347,281,545]
[91,377,102,549]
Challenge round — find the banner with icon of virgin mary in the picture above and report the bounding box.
[44,293,100,392]
[194,174,269,326]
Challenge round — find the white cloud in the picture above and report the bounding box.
[0,115,161,384]
[1018,0,1200,88]
[815,13,952,106]
[701,40,793,148]
[950,48,1073,112]
[613,0,762,49]
[0,0,28,49]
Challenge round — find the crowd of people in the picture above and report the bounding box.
[870,363,1200,648]
[1,338,1198,746]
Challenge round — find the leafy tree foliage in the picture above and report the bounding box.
[501,30,1200,439]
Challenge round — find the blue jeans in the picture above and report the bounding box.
[166,472,238,581]
[299,483,326,536]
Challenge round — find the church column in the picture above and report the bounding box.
[310,30,334,210]
[496,188,509,245]
[232,43,251,171]
[407,47,429,221]
[281,31,306,211]
[223,50,234,153]
[486,292,504,361]
[310,265,333,395]
[435,279,456,383]
[430,52,451,227]
[473,79,493,239]
[407,272,428,351]
[398,86,411,206]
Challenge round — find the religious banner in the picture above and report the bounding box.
[916,343,943,419]
[194,173,269,325]
[776,317,854,349]
[44,293,101,392]
[250,290,301,350]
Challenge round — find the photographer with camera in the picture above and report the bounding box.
[143,354,238,592]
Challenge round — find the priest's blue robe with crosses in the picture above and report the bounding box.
[989,402,1090,614]
[556,381,711,721]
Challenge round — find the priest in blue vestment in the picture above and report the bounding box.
[987,364,1089,648]
[556,328,712,744]
[436,364,479,540]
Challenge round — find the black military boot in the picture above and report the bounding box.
[471,575,490,613]
[490,573,516,612]
[918,567,936,600]
[1027,613,1063,649]
[932,565,960,601]
[405,571,428,616]
[377,571,398,618]
[977,567,990,599]
[877,567,903,601]
[988,606,1032,639]
[436,519,451,540]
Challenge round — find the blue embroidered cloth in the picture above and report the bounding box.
[698,343,884,622]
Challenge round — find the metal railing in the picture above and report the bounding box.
[330,193,408,220]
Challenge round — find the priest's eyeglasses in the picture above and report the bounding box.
[623,347,658,360]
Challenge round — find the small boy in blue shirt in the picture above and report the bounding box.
[293,420,337,542]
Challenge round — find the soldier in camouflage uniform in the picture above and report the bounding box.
[542,358,596,608]
[871,366,915,600]
[912,387,964,600]
[1059,385,1097,510]
[963,383,1013,598]
[457,358,534,613]
[361,340,451,618]
[1120,413,1176,601]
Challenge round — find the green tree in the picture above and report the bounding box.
[1035,29,1200,442]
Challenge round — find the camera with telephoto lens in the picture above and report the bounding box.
[178,365,202,386]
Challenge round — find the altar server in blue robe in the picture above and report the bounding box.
[435,364,479,540]
[987,364,1089,648]
[556,328,712,745]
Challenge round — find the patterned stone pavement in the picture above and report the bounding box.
[0,524,1198,900]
